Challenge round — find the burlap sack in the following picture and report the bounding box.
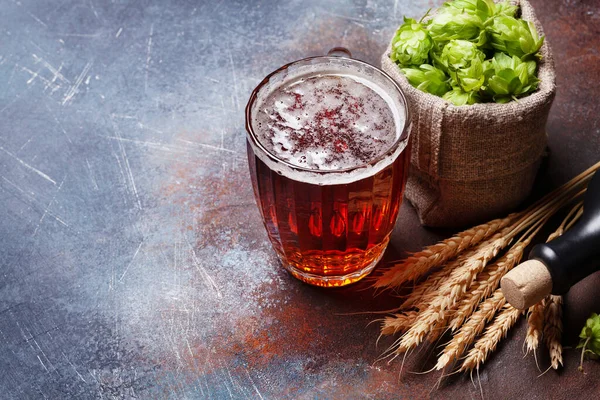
[381,0,556,227]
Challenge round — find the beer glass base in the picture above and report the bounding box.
[279,243,387,288]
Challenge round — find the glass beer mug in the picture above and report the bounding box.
[245,49,411,287]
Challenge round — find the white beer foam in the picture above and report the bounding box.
[249,58,408,186]
[256,74,396,170]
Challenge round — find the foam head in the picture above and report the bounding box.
[246,56,410,185]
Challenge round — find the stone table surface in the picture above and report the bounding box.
[1,0,599,399]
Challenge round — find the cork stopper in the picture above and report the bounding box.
[501,260,553,310]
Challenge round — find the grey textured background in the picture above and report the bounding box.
[1,0,599,399]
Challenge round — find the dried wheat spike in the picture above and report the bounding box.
[374,216,515,289]
[391,232,511,354]
[544,295,563,369]
[437,229,511,296]
[525,299,546,355]
[399,254,468,311]
[447,241,526,331]
[460,303,522,372]
[381,311,418,336]
[404,244,489,311]
[398,267,451,311]
[436,290,506,370]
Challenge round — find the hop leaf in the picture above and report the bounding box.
[442,86,480,106]
[484,52,538,102]
[488,16,544,59]
[428,7,487,46]
[429,41,448,73]
[442,0,496,22]
[577,313,600,371]
[401,64,450,97]
[390,17,434,66]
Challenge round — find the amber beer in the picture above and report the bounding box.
[246,55,410,287]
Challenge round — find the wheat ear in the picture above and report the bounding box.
[447,241,525,331]
[391,231,512,354]
[544,295,563,370]
[446,211,550,332]
[373,216,515,289]
[436,290,506,370]
[525,300,545,355]
[397,266,451,311]
[399,248,477,311]
[460,303,522,372]
[381,311,419,335]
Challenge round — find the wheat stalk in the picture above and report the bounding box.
[547,201,583,243]
[565,205,584,231]
[436,290,506,370]
[544,295,563,369]
[525,299,545,354]
[381,311,418,335]
[373,216,515,289]
[519,161,598,218]
[460,303,522,372]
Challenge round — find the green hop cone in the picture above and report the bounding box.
[401,64,450,97]
[484,52,539,102]
[442,0,496,22]
[390,17,434,66]
[428,7,487,46]
[440,40,486,91]
[578,313,600,355]
[442,86,480,106]
[488,15,544,59]
[577,313,600,371]
[456,57,486,92]
[495,0,518,17]
[441,39,485,70]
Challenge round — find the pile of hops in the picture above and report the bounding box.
[390,0,544,105]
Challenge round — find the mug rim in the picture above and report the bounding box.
[245,55,412,175]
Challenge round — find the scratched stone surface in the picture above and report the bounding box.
[1,0,599,399]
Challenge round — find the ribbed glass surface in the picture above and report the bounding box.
[248,142,410,285]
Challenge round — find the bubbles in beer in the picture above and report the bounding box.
[254,74,397,171]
